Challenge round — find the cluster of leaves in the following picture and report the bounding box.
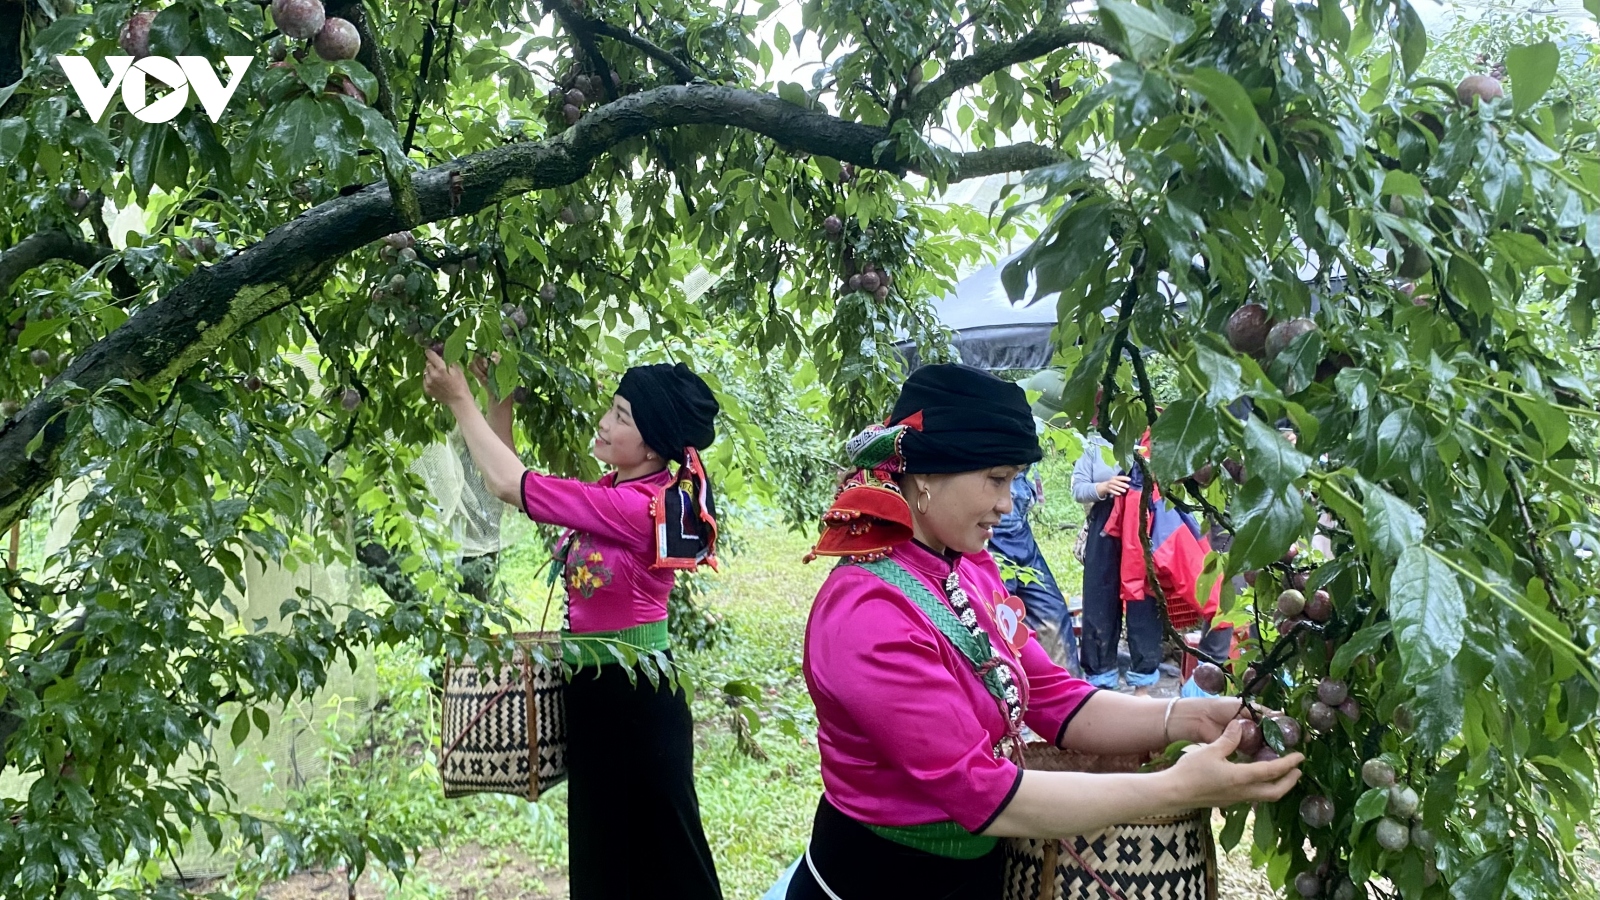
[999,0,1600,896]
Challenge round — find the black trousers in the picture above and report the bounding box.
[786,796,1003,900]
[565,655,723,900]
[1079,498,1163,684]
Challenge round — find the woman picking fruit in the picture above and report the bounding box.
[423,350,724,900]
[788,363,1305,899]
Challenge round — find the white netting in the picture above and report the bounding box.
[409,429,505,561]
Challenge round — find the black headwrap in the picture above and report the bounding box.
[887,363,1042,473]
[615,363,721,571]
[616,362,718,462]
[803,364,1043,563]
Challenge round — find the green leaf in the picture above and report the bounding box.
[64,118,116,181]
[1,117,34,167]
[777,81,809,109]
[1319,0,1350,50]
[1395,2,1427,77]
[1193,338,1244,406]
[443,321,470,363]
[774,22,791,55]
[1361,481,1424,560]
[128,123,165,203]
[1331,622,1392,679]
[267,95,330,175]
[149,5,192,56]
[30,15,91,58]
[1587,0,1600,25]
[1381,169,1425,198]
[90,404,130,449]
[1097,0,1194,63]
[1229,481,1305,571]
[1183,67,1265,157]
[1448,255,1493,315]
[1242,415,1310,485]
[1490,232,1557,269]
[1015,197,1111,303]
[178,116,233,190]
[230,708,250,747]
[251,706,271,737]
[1353,787,1389,827]
[1269,326,1322,396]
[1373,408,1429,483]
[1390,545,1465,679]
[1451,850,1511,900]
[1411,647,1468,753]
[1149,399,1223,483]
[1511,394,1570,456]
[1506,41,1559,116]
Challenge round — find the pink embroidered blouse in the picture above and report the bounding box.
[803,540,1098,833]
[520,468,675,633]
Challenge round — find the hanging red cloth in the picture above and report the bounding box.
[1101,442,1220,631]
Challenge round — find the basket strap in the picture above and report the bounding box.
[1060,839,1127,900]
[441,671,523,767]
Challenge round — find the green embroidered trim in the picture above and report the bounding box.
[863,820,998,859]
[853,558,1008,706]
[561,619,670,666]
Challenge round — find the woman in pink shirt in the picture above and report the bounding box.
[424,352,723,900]
[789,364,1304,899]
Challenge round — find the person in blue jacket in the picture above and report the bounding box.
[988,465,1081,676]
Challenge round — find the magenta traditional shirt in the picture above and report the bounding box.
[520,468,675,634]
[803,541,1098,833]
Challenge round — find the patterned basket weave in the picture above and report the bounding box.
[440,632,567,801]
[1002,742,1217,900]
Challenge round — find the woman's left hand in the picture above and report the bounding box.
[1170,696,1264,744]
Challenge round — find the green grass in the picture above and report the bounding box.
[682,525,827,898]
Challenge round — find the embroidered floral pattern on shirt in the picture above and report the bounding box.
[565,537,613,598]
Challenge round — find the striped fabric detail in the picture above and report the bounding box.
[562,619,671,666]
[864,820,999,859]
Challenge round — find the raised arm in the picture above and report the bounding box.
[425,350,526,506]
[471,355,517,452]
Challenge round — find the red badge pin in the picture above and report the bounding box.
[991,592,1030,654]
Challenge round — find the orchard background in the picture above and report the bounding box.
[3,0,1600,897]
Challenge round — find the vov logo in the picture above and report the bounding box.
[55,55,253,125]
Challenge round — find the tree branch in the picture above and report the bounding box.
[0,229,119,297]
[548,0,620,103]
[0,83,1061,532]
[947,141,1068,181]
[901,21,1119,126]
[590,19,694,84]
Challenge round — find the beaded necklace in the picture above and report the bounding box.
[941,568,1027,761]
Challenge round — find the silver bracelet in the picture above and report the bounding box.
[1163,697,1180,746]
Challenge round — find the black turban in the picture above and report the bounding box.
[887,363,1042,473]
[616,362,718,463]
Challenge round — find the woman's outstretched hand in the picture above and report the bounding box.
[1166,718,1304,809]
[423,348,473,406]
[1171,696,1266,744]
